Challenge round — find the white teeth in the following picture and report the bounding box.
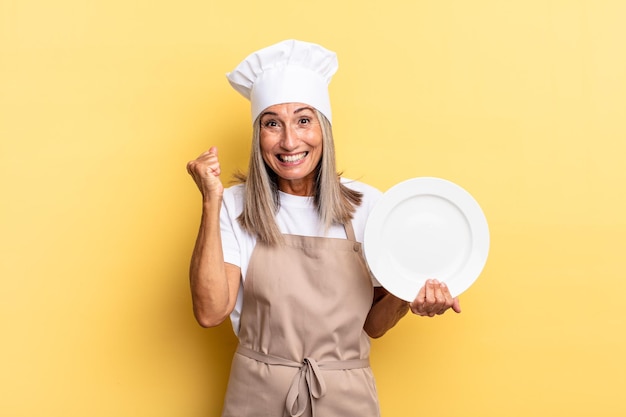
[280,152,307,162]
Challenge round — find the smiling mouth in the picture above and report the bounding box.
[278,152,308,163]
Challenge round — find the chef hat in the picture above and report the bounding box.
[226,39,338,123]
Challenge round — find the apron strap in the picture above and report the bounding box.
[236,345,369,417]
[343,220,357,242]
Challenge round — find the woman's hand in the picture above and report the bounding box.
[186,146,224,200]
[409,279,461,317]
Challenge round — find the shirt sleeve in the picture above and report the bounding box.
[220,186,247,336]
[220,187,243,268]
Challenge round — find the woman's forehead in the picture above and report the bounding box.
[260,103,318,115]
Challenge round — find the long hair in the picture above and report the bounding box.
[235,110,362,245]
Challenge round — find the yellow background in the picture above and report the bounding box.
[2,0,625,416]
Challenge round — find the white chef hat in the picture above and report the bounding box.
[226,39,338,123]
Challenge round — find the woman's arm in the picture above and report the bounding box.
[364,287,410,338]
[364,280,461,338]
[187,147,241,328]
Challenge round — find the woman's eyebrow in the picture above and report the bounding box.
[260,111,278,119]
[294,107,315,114]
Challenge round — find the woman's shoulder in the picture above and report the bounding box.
[223,182,245,196]
[222,183,246,215]
[340,178,383,211]
[340,177,383,196]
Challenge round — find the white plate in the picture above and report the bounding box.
[363,177,489,301]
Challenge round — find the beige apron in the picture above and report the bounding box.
[221,222,380,417]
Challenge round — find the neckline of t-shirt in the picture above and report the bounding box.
[278,191,315,208]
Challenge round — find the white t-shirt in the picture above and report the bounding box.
[220,179,383,335]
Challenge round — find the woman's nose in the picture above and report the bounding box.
[279,126,298,150]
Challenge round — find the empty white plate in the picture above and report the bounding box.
[363,177,489,300]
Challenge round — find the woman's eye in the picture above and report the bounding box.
[299,118,310,125]
[263,120,278,128]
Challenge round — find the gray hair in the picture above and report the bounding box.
[235,110,362,245]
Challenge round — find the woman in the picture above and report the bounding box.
[186,40,461,417]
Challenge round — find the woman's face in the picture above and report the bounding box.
[259,102,323,196]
